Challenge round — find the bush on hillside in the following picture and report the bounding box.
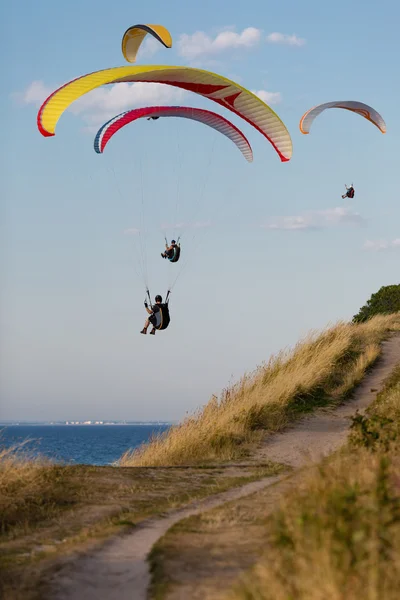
[353,285,400,323]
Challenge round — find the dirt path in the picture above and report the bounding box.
[49,335,400,600]
[49,476,283,600]
[255,334,400,468]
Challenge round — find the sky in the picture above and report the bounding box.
[1,0,399,422]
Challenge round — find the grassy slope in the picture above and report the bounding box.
[0,452,281,600]
[146,343,400,600]
[121,314,400,466]
[230,364,400,600]
[1,313,399,598]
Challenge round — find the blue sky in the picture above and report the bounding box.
[1,0,399,422]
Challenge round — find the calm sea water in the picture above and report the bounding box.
[0,425,170,466]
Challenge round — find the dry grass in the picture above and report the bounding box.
[0,442,80,536]
[120,313,400,466]
[349,363,400,451]
[146,364,400,600]
[230,362,400,600]
[233,455,400,600]
[0,445,281,600]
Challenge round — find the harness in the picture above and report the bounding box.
[145,290,171,331]
[164,236,181,263]
[168,245,181,263]
[155,303,170,330]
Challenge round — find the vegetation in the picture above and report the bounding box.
[0,443,80,536]
[353,284,400,323]
[230,363,400,600]
[1,312,399,599]
[120,313,400,467]
[0,442,280,600]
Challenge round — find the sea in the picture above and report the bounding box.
[0,424,171,466]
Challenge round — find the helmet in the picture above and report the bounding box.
[171,240,176,244]
[155,295,162,302]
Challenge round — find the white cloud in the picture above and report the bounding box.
[13,80,54,107]
[70,82,186,124]
[17,80,187,131]
[266,32,306,47]
[263,207,365,231]
[265,216,312,231]
[123,228,140,236]
[253,90,282,105]
[363,238,400,251]
[177,27,262,60]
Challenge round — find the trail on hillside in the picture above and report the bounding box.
[254,333,400,468]
[49,335,400,600]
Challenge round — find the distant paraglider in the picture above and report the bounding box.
[93,105,257,270]
[93,106,254,162]
[299,101,386,134]
[121,24,172,63]
[300,101,386,205]
[342,184,355,200]
[161,239,180,263]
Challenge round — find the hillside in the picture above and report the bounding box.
[121,314,400,466]
[1,313,399,600]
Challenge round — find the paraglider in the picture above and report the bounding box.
[121,24,172,63]
[161,239,180,262]
[299,101,386,134]
[37,64,293,162]
[94,106,254,162]
[141,294,170,335]
[299,101,386,205]
[342,184,355,199]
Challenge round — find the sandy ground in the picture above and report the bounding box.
[49,334,400,600]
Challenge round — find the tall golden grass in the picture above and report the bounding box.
[0,441,78,535]
[120,313,400,467]
[231,363,400,600]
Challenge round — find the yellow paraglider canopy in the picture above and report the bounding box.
[122,24,172,63]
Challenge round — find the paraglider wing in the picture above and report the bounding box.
[37,65,293,162]
[93,106,254,162]
[121,24,172,63]
[300,101,386,134]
